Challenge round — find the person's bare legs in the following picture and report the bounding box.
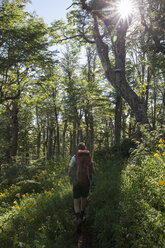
[74,198,82,231]
[80,197,87,220]
[81,197,87,212]
[74,198,81,213]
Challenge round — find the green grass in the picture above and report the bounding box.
[87,134,165,248]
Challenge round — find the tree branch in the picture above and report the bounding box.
[138,0,165,55]
[78,29,95,43]
[66,2,81,10]
[80,0,115,26]
[0,90,21,104]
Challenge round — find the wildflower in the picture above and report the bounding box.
[22,194,26,198]
[158,143,163,147]
[38,227,42,231]
[154,153,159,157]
[159,138,164,143]
[159,179,165,186]
[162,153,165,156]
[13,201,17,204]
[15,206,20,209]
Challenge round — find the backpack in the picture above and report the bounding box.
[74,149,92,183]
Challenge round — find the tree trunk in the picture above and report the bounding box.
[162,90,165,125]
[47,126,53,160]
[53,88,60,157]
[85,109,89,149]
[36,107,41,159]
[93,18,149,126]
[43,127,46,160]
[72,121,77,155]
[145,67,151,111]
[56,124,60,157]
[89,112,94,154]
[152,79,157,129]
[122,113,127,140]
[70,131,73,155]
[114,93,122,145]
[62,120,68,157]
[105,120,109,147]
[10,101,19,161]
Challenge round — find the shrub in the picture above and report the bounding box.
[88,127,165,247]
[0,159,75,248]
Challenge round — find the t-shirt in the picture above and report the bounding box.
[69,155,76,167]
[69,155,93,168]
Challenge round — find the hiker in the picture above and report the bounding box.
[68,142,94,229]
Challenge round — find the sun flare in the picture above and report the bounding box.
[117,0,134,19]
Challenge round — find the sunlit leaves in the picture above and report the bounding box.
[113,35,117,42]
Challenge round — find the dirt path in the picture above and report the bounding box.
[73,218,93,248]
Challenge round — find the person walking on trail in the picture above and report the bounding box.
[68,142,94,231]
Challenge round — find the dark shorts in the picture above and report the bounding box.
[73,181,90,199]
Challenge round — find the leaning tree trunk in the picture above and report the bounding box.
[93,17,149,126]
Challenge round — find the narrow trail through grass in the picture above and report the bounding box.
[1,134,165,248]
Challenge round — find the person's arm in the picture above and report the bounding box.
[68,156,76,184]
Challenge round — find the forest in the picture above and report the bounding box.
[0,0,164,247]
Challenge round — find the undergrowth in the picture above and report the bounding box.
[88,128,165,248]
[1,127,165,248]
[0,159,76,248]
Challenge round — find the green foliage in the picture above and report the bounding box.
[88,129,165,247]
[0,160,74,248]
[119,138,165,247]
[94,138,136,163]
